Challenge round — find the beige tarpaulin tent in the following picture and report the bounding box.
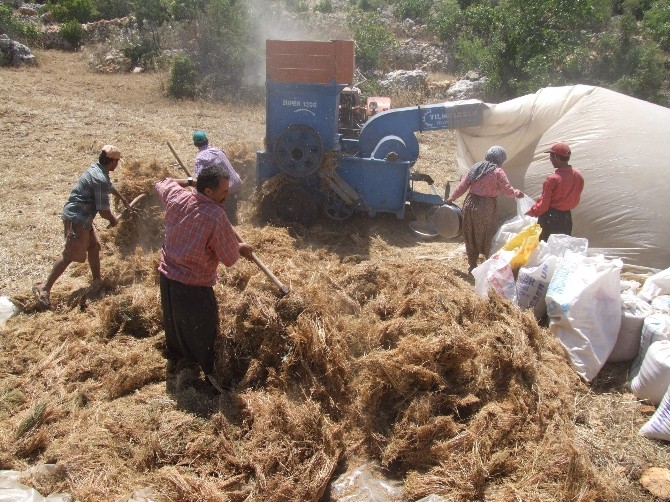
[456,85,670,270]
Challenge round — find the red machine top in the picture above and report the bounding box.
[266,39,354,85]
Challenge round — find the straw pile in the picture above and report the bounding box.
[1,157,626,501]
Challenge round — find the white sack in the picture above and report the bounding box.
[630,313,670,380]
[516,255,557,320]
[630,340,670,405]
[651,295,670,315]
[472,250,516,301]
[545,253,623,381]
[457,85,670,269]
[608,293,654,363]
[639,268,670,302]
[490,196,537,255]
[639,383,670,441]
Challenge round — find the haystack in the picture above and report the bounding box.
[0,156,634,501]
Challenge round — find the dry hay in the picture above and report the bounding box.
[0,159,656,501]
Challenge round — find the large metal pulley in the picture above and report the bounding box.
[273,125,324,178]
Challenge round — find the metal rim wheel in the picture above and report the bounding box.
[261,183,319,227]
[273,125,324,178]
[323,191,354,221]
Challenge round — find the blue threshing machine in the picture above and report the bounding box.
[256,40,487,234]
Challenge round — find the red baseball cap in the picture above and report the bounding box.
[544,142,571,157]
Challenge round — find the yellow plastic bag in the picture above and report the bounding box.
[501,223,541,271]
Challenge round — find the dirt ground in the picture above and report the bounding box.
[1,49,669,501]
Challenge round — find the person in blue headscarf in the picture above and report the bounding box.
[447,146,523,273]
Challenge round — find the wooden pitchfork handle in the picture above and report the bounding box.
[233,230,290,297]
[167,141,192,177]
[111,193,147,227]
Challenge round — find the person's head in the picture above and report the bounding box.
[99,144,122,171]
[193,130,208,147]
[484,145,507,166]
[545,142,571,164]
[197,164,230,203]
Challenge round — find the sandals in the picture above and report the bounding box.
[32,284,51,309]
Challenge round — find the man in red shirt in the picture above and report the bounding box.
[527,142,584,242]
[155,164,253,393]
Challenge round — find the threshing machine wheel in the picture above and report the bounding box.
[260,182,319,227]
[273,125,324,178]
[323,191,354,221]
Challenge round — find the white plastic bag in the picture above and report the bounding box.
[0,296,16,327]
[630,340,670,405]
[638,267,670,302]
[516,194,535,216]
[516,255,557,320]
[630,313,670,380]
[545,253,623,382]
[608,292,654,362]
[472,249,516,301]
[651,295,670,314]
[640,383,670,441]
[490,196,538,255]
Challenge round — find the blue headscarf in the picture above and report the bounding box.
[467,146,508,183]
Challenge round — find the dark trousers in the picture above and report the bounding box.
[538,208,572,242]
[159,273,218,375]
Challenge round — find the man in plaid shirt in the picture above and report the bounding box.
[156,164,253,393]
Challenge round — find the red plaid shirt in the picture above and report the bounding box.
[156,179,239,286]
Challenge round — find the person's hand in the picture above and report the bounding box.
[106,215,118,228]
[239,242,254,261]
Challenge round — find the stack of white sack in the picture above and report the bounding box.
[475,228,624,381]
[543,252,623,382]
[623,267,670,441]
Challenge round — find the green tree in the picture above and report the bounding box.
[133,0,172,29]
[393,0,432,22]
[592,13,666,102]
[348,9,398,72]
[46,0,95,23]
[193,0,251,97]
[482,0,611,100]
[172,0,208,21]
[92,0,133,19]
[643,0,670,50]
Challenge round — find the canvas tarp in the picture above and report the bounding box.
[456,85,669,270]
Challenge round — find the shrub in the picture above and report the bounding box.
[0,5,40,42]
[427,0,462,43]
[60,19,85,49]
[46,0,95,23]
[167,54,199,98]
[454,35,488,73]
[315,0,333,13]
[284,0,309,12]
[643,0,670,50]
[348,9,398,72]
[355,0,384,12]
[119,31,159,67]
[393,0,432,22]
[92,0,133,20]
